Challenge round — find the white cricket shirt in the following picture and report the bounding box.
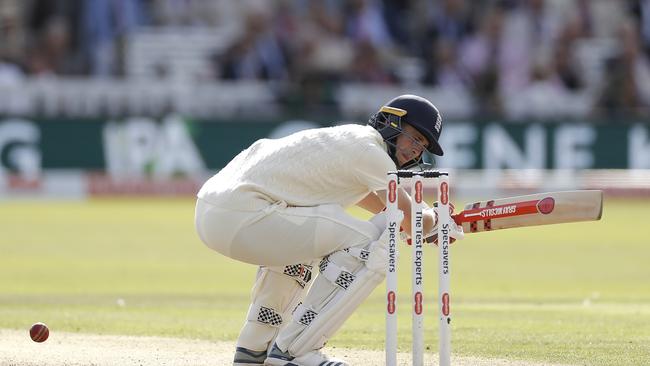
[197,124,395,210]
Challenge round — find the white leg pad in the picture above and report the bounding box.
[236,262,314,352]
[274,225,391,356]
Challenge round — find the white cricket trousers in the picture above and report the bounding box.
[194,197,381,266]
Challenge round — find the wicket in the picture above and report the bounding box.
[386,170,451,366]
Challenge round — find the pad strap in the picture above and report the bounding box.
[247,303,285,328]
[292,303,319,327]
[344,247,370,261]
[282,263,313,288]
[319,256,356,290]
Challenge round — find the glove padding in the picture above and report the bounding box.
[399,203,464,245]
[425,202,464,245]
[426,220,464,245]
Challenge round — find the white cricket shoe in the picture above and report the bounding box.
[233,346,267,365]
[264,343,348,366]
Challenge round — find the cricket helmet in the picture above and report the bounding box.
[368,94,444,167]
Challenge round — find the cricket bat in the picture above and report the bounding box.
[452,190,603,233]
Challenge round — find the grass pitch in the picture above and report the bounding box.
[0,197,648,365]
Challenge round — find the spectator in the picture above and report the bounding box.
[25,16,75,75]
[458,3,506,116]
[422,38,471,89]
[498,0,571,96]
[553,19,585,92]
[381,0,415,50]
[579,0,628,39]
[289,1,352,77]
[345,0,393,47]
[427,0,476,44]
[81,0,146,77]
[505,56,573,119]
[347,40,395,84]
[218,9,290,81]
[281,1,352,113]
[26,0,86,75]
[628,0,650,57]
[596,21,650,117]
[0,0,26,69]
[0,0,648,119]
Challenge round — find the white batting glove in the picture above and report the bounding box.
[399,203,459,245]
[424,203,464,245]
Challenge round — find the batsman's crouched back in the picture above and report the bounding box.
[195,197,288,260]
[195,197,247,259]
[195,197,385,267]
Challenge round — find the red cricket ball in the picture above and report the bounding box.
[30,322,49,343]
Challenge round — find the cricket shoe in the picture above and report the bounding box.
[233,346,267,365]
[264,343,348,366]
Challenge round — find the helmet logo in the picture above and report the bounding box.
[434,114,442,134]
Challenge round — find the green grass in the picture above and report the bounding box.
[1,197,648,365]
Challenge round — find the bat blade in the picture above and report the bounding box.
[453,190,603,233]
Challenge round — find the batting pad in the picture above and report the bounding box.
[237,263,314,353]
[274,225,392,356]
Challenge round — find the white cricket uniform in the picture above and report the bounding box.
[195,124,395,266]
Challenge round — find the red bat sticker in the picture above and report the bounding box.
[454,199,541,224]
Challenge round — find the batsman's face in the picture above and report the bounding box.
[395,124,429,166]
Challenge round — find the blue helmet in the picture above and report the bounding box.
[368,94,444,166]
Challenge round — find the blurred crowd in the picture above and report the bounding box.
[3,0,650,119]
